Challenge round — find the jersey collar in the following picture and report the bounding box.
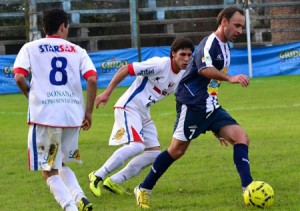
[46,35,62,38]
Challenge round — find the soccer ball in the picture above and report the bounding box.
[243,181,274,208]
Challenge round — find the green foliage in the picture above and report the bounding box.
[0,75,299,210]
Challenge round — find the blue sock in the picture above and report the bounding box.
[140,150,175,190]
[234,144,253,188]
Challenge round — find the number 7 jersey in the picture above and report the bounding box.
[13,36,97,127]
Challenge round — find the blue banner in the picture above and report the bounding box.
[230,42,300,77]
[1,42,299,94]
[0,55,20,94]
[85,46,170,89]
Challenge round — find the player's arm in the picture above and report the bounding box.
[200,67,249,87]
[82,75,97,131]
[14,71,29,98]
[95,64,130,108]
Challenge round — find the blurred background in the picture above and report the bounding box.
[0,0,300,54]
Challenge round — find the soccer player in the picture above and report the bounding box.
[134,6,254,208]
[13,8,97,211]
[88,37,194,196]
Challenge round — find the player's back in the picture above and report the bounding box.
[28,37,82,86]
[15,37,90,127]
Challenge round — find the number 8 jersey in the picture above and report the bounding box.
[13,36,97,127]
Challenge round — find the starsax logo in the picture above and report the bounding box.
[39,44,77,53]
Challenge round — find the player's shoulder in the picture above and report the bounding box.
[202,33,217,47]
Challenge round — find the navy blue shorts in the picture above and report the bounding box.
[173,102,238,141]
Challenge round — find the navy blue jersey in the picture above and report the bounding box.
[175,33,230,113]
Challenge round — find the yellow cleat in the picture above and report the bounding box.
[88,171,102,197]
[78,197,92,211]
[103,177,127,195]
[134,186,151,209]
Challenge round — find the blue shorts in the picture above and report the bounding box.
[173,102,238,141]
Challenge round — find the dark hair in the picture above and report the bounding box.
[43,8,69,35]
[217,6,244,25]
[170,37,195,58]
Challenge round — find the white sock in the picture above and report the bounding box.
[110,150,160,183]
[47,175,76,210]
[94,142,145,179]
[59,166,85,204]
[64,203,78,211]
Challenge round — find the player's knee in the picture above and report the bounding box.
[144,150,161,163]
[115,142,145,162]
[233,132,250,146]
[58,165,72,177]
[127,150,160,174]
[42,169,58,180]
[168,140,189,159]
[168,148,186,159]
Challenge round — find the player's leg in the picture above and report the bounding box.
[103,122,160,194]
[59,128,92,211]
[89,108,145,196]
[94,142,145,179]
[111,149,161,183]
[89,142,145,196]
[28,125,77,210]
[44,169,78,210]
[212,108,253,190]
[135,103,194,208]
[103,149,160,194]
[219,124,253,190]
[59,165,92,211]
[134,138,189,208]
[141,138,189,190]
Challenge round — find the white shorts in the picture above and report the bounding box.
[109,108,160,149]
[28,124,82,171]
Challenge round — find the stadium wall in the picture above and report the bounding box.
[1,42,300,94]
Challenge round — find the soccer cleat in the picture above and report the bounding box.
[134,185,151,209]
[88,171,102,197]
[78,197,93,211]
[103,177,126,195]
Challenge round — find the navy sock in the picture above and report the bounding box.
[234,144,253,187]
[140,150,175,190]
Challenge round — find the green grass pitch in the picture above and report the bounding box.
[0,74,299,210]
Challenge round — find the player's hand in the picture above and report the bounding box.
[228,74,249,87]
[81,118,91,131]
[81,113,92,131]
[213,132,229,146]
[95,92,109,108]
[218,137,230,146]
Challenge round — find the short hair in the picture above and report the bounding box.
[43,8,69,35]
[217,6,244,25]
[170,37,195,58]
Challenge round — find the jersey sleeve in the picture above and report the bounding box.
[13,67,29,77]
[196,35,215,73]
[80,49,98,80]
[13,44,31,75]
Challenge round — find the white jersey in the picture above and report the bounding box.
[115,57,185,121]
[13,37,97,127]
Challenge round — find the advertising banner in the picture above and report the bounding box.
[1,42,299,94]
